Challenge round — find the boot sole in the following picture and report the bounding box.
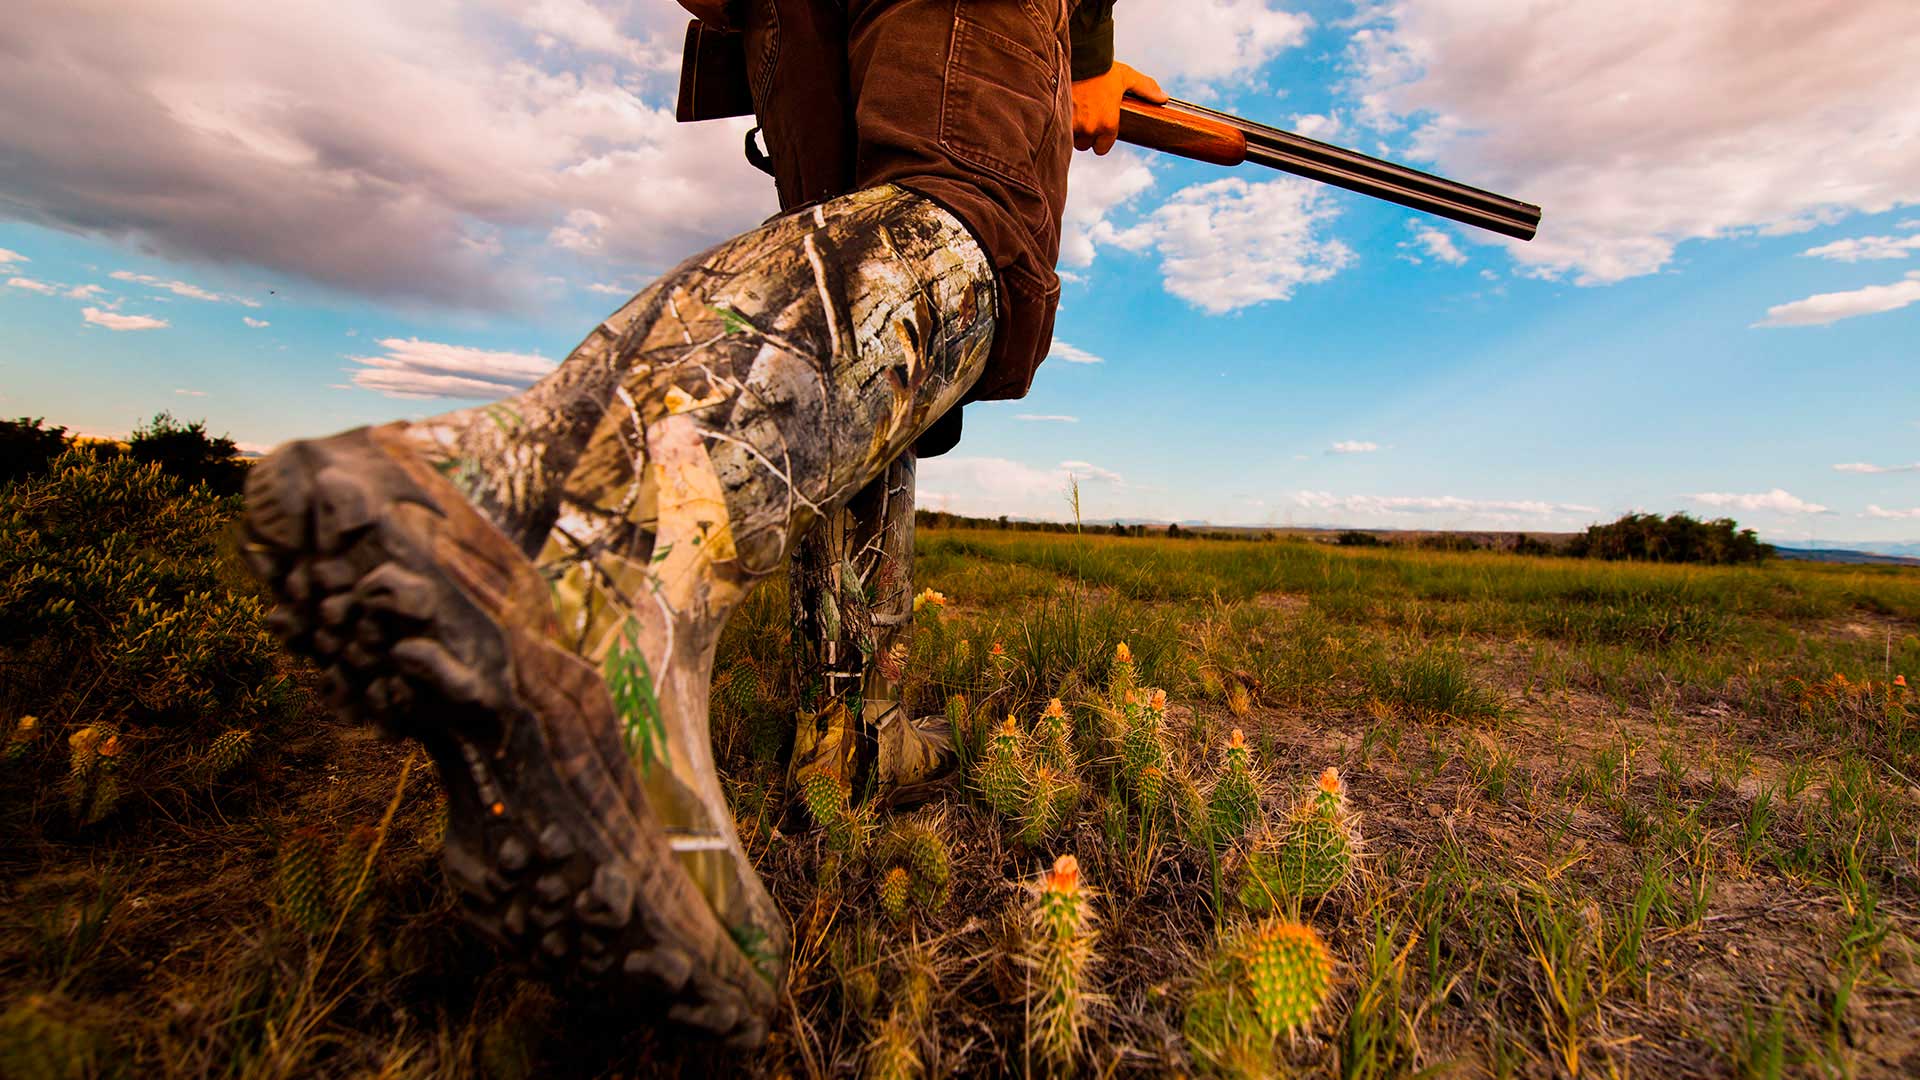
[241,426,775,1045]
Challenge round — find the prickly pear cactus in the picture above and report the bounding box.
[1207,729,1260,847]
[722,665,762,714]
[1134,764,1165,822]
[1109,641,1136,698]
[331,824,380,919]
[802,772,850,830]
[879,866,912,924]
[1026,855,1096,1072]
[1017,764,1078,847]
[1032,698,1075,773]
[197,728,255,782]
[277,826,333,936]
[1240,918,1334,1037]
[978,715,1027,816]
[1183,916,1334,1072]
[1118,694,1167,783]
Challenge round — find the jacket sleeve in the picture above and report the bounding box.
[1069,0,1115,82]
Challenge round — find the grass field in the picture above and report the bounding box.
[6,503,1919,1077]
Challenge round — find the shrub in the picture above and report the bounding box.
[1568,511,1769,565]
[128,412,249,498]
[0,417,71,485]
[0,449,294,826]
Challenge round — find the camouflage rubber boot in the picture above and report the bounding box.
[785,452,957,814]
[242,185,995,1045]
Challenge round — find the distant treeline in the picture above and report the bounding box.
[918,509,1771,565]
[2,413,248,496]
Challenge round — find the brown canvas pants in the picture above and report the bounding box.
[741,0,1073,403]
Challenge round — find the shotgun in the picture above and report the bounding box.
[1118,98,1540,242]
[674,22,1541,241]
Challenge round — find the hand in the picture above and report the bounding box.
[1071,61,1167,155]
[677,0,733,28]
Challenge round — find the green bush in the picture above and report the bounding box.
[0,448,295,825]
[1568,512,1769,565]
[128,412,249,497]
[1,417,72,486]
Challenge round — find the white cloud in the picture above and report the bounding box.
[0,2,774,310]
[1348,2,1920,285]
[1047,341,1105,365]
[920,455,1125,520]
[0,248,26,266]
[1687,489,1828,515]
[1110,177,1354,313]
[1294,490,1597,516]
[1291,113,1340,140]
[1864,505,1920,520]
[348,337,556,399]
[1015,414,1079,423]
[6,276,57,294]
[1835,461,1920,474]
[243,316,270,328]
[1754,271,1920,327]
[1115,0,1313,93]
[110,269,259,305]
[1330,440,1381,454]
[1060,460,1124,485]
[1801,234,1920,262]
[174,388,206,396]
[1062,148,1156,268]
[1406,228,1466,266]
[82,306,168,330]
[585,281,629,294]
[66,283,104,299]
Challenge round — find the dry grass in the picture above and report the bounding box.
[5,525,1920,1077]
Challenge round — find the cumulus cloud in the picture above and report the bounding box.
[1802,234,1920,262]
[0,1,775,310]
[243,316,270,328]
[174,388,206,396]
[1062,148,1156,269]
[0,248,26,265]
[83,306,168,330]
[1403,227,1466,266]
[919,455,1125,520]
[1835,461,1920,474]
[1687,489,1828,514]
[1047,341,1105,365]
[66,284,104,299]
[1864,505,1920,519]
[1109,177,1354,313]
[348,337,557,399]
[1015,414,1079,423]
[1330,440,1381,454]
[1293,490,1599,520]
[1347,2,1920,284]
[1754,271,1920,327]
[1291,113,1341,140]
[6,276,58,294]
[1114,0,1312,93]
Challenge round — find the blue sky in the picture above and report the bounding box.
[3,1,1917,544]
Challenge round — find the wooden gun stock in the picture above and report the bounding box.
[1118,98,1541,242]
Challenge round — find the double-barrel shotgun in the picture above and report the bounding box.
[1117,98,1540,241]
[675,21,1540,241]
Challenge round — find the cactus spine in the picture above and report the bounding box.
[1026,855,1096,1072]
[879,866,912,924]
[874,819,953,921]
[1032,698,1075,773]
[1017,765,1078,846]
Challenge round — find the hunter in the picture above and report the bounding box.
[241,0,1162,1046]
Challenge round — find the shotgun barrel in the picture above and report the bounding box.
[1118,98,1541,242]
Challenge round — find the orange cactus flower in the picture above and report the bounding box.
[1000,714,1021,737]
[1044,854,1081,894]
[1317,767,1343,795]
[1228,728,1246,750]
[1042,698,1067,720]
[990,641,1007,658]
[1148,688,1167,712]
[1897,675,1909,688]
[912,587,948,612]
[1114,642,1133,665]
[98,735,121,759]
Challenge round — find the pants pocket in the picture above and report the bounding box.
[939,0,1068,195]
